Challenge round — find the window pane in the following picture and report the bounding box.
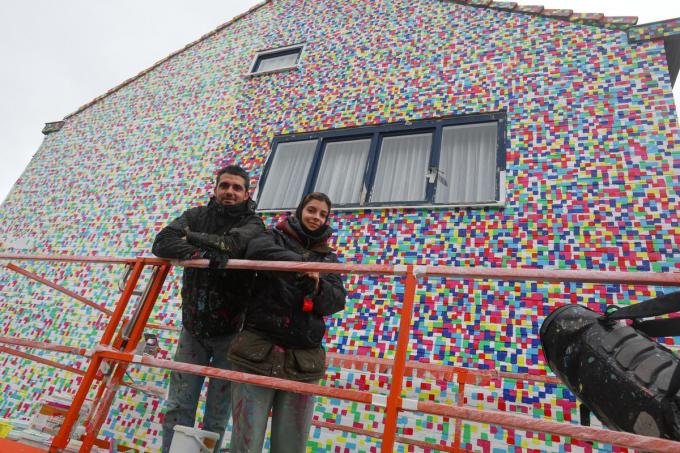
[257,140,317,209]
[371,133,431,203]
[435,123,497,203]
[255,50,299,73]
[313,139,370,205]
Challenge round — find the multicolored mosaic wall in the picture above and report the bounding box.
[628,17,680,42]
[1,0,679,451]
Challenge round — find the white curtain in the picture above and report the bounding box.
[371,133,431,202]
[257,140,317,209]
[435,123,497,203]
[314,139,370,204]
[256,52,298,72]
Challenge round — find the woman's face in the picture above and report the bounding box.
[300,199,329,232]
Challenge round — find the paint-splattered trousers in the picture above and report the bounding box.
[161,328,236,453]
[230,381,316,453]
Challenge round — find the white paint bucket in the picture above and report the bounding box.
[169,425,219,453]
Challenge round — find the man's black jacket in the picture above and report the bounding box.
[152,198,264,337]
[244,217,346,349]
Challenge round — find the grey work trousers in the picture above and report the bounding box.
[229,381,315,453]
[161,329,235,453]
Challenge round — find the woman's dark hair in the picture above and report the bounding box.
[302,192,331,211]
[296,192,332,221]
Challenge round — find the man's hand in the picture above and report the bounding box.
[203,249,229,269]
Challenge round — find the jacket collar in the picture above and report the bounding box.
[276,216,334,253]
[207,197,256,218]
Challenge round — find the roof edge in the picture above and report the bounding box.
[62,0,670,123]
[62,0,272,121]
[626,17,680,88]
[448,0,638,30]
[628,17,680,43]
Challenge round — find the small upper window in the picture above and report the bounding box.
[250,44,303,75]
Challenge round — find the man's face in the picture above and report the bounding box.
[214,173,248,206]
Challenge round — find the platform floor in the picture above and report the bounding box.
[0,438,47,452]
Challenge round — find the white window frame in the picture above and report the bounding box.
[247,43,305,76]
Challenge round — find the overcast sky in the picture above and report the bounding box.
[1,0,678,203]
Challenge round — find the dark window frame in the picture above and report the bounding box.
[249,44,304,76]
[256,112,508,211]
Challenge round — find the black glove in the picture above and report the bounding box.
[295,273,317,295]
[185,230,205,247]
[203,249,229,269]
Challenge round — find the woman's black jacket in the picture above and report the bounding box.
[244,218,346,349]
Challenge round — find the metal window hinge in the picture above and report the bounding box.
[426,167,438,183]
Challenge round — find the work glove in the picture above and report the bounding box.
[203,249,229,270]
[185,229,209,248]
[295,274,318,312]
[296,273,317,294]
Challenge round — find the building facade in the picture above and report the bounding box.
[1,0,679,450]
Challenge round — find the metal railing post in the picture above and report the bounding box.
[79,262,171,452]
[381,265,417,452]
[453,371,467,453]
[50,259,145,452]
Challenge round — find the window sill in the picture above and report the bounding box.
[257,201,506,214]
[244,65,300,78]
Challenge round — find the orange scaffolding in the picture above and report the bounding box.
[1,253,680,452]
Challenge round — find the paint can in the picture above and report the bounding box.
[64,438,84,452]
[0,420,13,438]
[3,418,30,440]
[169,425,219,453]
[18,429,53,448]
[30,393,91,436]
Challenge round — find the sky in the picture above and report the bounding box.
[1,0,679,203]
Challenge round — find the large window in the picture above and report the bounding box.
[256,113,506,210]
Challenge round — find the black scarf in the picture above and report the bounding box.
[276,216,333,253]
[208,197,255,217]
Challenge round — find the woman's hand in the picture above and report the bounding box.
[302,272,320,294]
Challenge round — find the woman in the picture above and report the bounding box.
[228,192,346,453]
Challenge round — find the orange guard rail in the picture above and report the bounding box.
[0,253,679,452]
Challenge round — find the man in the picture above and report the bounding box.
[152,165,264,453]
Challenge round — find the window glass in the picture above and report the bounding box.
[436,123,497,203]
[371,133,432,203]
[256,115,503,210]
[313,139,371,205]
[257,140,317,209]
[253,48,300,73]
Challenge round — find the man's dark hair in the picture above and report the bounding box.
[215,165,249,190]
